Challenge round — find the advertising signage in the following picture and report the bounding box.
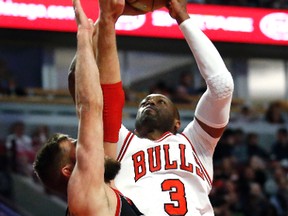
[0,0,287,45]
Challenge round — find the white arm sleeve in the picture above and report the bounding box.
[180,18,234,127]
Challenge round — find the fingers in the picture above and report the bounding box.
[73,0,90,27]
[99,0,125,20]
[123,4,147,15]
[73,0,80,25]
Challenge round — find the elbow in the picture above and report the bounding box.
[224,71,234,95]
[76,94,103,114]
[207,71,234,100]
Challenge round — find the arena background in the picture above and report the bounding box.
[0,1,287,215]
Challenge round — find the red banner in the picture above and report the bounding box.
[0,0,287,45]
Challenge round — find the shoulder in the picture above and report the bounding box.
[68,184,116,216]
[182,120,218,154]
[112,188,143,216]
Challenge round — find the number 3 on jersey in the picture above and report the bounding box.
[161,179,188,216]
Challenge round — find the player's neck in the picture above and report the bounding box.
[141,130,167,141]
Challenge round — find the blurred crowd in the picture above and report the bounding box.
[1,67,288,216]
[0,122,49,199]
[188,0,288,9]
[0,97,288,215]
[211,127,288,216]
[0,60,26,97]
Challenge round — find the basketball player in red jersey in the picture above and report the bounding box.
[113,0,234,215]
[33,0,142,215]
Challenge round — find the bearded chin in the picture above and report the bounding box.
[135,114,159,136]
[135,113,174,137]
[104,158,121,183]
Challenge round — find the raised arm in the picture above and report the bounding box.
[97,0,125,159]
[67,0,105,213]
[68,0,125,160]
[167,0,234,138]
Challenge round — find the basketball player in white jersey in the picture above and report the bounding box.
[67,0,234,214]
[113,0,234,215]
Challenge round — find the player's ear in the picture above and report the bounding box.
[134,129,140,137]
[62,164,73,178]
[174,119,181,134]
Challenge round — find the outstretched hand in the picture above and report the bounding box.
[166,0,189,24]
[122,3,148,15]
[73,0,95,46]
[73,0,94,31]
[99,0,125,21]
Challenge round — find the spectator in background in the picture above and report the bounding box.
[237,161,273,216]
[31,125,49,153]
[264,101,286,124]
[271,177,288,216]
[271,128,288,161]
[242,182,275,216]
[266,162,288,216]
[248,156,268,188]
[232,105,260,123]
[246,132,270,160]
[0,155,13,200]
[5,121,34,176]
[0,60,26,96]
[211,157,242,215]
[237,165,258,196]
[232,128,248,164]
[213,129,236,164]
[212,179,242,216]
[172,71,196,104]
[216,157,239,182]
[173,72,206,103]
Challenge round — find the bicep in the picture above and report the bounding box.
[195,117,226,138]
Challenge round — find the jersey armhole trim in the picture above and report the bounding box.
[181,133,213,186]
[117,132,134,162]
[112,188,121,216]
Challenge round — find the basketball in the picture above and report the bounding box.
[126,0,167,12]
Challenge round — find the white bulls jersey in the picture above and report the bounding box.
[115,120,219,216]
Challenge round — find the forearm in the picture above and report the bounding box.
[76,31,102,108]
[180,18,229,80]
[180,18,233,128]
[101,82,124,154]
[97,14,121,84]
[97,10,124,156]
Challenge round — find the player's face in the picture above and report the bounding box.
[135,94,177,136]
[61,139,120,182]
